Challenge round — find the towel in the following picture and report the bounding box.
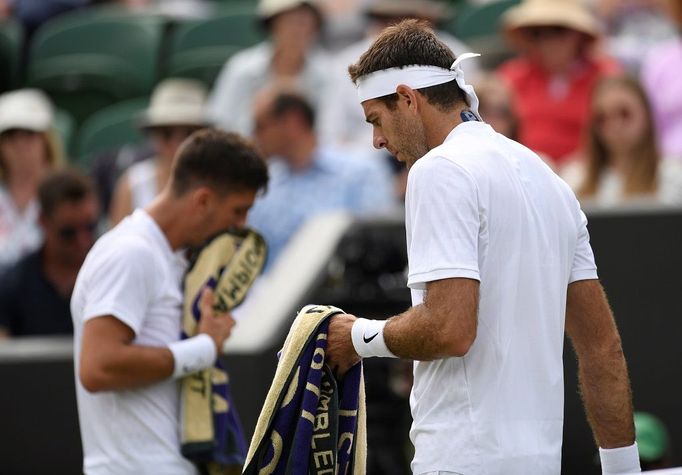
[243,305,366,475]
[181,229,267,474]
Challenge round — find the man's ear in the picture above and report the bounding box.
[396,84,420,113]
[190,186,213,213]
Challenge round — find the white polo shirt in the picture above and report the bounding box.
[71,209,197,475]
[405,122,597,475]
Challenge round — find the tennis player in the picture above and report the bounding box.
[326,20,640,475]
[71,129,268,474]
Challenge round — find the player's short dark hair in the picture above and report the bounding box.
[348,19,468,111]
[39,169,95,218]
[270,92,316,130]
[171,128,269,197]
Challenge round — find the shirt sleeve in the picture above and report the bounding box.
[406,156,481,289]
[81,239,158,335]
[569,208,598,283]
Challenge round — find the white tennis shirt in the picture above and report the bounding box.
[406,122,597,475]
[71,209,197,475]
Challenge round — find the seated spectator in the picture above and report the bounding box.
[108,78,208,225]
[319,0,480,153]
[474,72,519,141]
[498,0,620,167]
[595,0,676,73]
[0,89,63,271]
[641,0,682,161]
[247,86,394,267]
[207,0,330,137]
[561,75,682,207]
[0,170,99,338]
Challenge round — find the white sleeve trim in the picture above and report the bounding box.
[408,267,480,289]
[82,305,142,336]
[569,269,599,284]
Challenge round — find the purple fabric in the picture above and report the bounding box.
[641,37,682,160]
[244,313,363,474]
[181,274,247,470]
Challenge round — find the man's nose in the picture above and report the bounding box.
[373,133,387,150]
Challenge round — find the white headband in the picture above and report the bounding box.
[356,52,482,119]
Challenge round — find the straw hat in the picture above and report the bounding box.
[139,79,209,129]
[502,0,601,48]
[366,0,452,24]
[0,89,54,135]
[257,0,322,23]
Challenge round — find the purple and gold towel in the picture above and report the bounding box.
[243,305,366,475]
[181,229,267,475]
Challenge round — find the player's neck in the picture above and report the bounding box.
[423,104,468,150]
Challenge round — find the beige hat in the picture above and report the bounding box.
[257,0,322,28]
[257,0,321,22]
[366,0,452,23]
[139,78,209,129]
[0,89,54,135]
[502,0,601,48]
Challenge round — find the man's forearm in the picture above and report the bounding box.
[578,342,636,448]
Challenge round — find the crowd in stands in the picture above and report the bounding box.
[0,0,680,331]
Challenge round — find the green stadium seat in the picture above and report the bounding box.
[53,108,76,158]
[27,12,165,125]
[75,97,149,167]
[446,0,519,39]
[165,4,263,86]
[444,0,520,68]
[0,20,23,92]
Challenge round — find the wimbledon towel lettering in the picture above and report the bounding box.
[310,379,335,473]
[215,245,264,311]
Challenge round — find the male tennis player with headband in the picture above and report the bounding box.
[326,20,640,475]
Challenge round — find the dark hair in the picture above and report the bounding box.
[171,128,269,197]
[348,19,467,111]
[39,169,95,218]
[580,75,659,198]
[270,92,316,129]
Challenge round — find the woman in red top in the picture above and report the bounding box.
[497,0,620,167]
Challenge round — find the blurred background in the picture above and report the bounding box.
[0,0,681,473]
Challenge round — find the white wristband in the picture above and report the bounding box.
[599,442,641,474]
[351,318,397,358]
[168,334,217,379]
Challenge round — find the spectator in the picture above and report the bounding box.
[595,0,676,73]
[474,72,519,141]
[108,79,209,226]
[0,89,63,271]
[247,86,394,267]
[319,0,480,153]
[0,170,99,339]
[207,0,329,137]
[561,75,682,206]
[498,0,620,167]
[641,0,682,161]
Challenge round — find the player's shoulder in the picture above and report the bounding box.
[86,221,159,270]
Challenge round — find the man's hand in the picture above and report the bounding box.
[326,313,361,377]
[197,287,235,354]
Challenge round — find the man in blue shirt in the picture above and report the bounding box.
[248,87,395,267]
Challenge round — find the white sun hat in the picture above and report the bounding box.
[0,89,54,135]
[139,78,209,129]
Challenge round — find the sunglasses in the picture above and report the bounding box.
[57,221,98,241]
[594,106,634,127]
